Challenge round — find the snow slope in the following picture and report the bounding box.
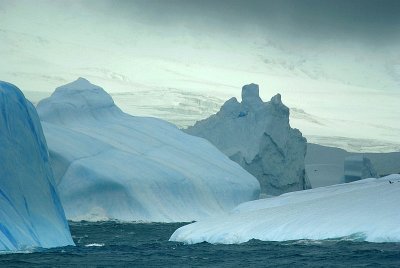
[0,82,74,252]
[186,84,310,196]
[170,174,400,244]
[36,78,260,222]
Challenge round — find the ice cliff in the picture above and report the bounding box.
[0,82,74,251]
[344,155,377,183]
[186,83,310,196]
[36,78,260,222]
[305,143,393,188]
[170,174,400,244]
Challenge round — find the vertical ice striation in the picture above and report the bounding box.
[186,83,310,196]
[0,81,74,252]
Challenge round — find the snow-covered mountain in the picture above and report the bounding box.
[170,174,400,244]
[186,84,310,196]
[0,82,74,251]
[36,78,260,222]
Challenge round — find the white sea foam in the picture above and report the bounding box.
[84,243,105,247]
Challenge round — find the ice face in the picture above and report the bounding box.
[37,78,260,222]
[186,83,310,196]
[241,83,263,106]
[0,82,74,252]
[305,143,398,188]
[170,174,400,244]
[344,155,377,183]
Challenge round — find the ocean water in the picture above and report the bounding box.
[1,222,399,267]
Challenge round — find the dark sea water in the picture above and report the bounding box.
[1,221,399,267]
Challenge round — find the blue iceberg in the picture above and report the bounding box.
[0,82,74,252]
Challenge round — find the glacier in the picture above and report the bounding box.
[0,82,74,252]
[186,83,310,196]
[36,78,260,222]
[170,174,400,244]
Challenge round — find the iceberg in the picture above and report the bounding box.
[36,78,260,222]
[344,155,377,183]
[305,143,349,188]
[170,174,400,244]
[0,82,74,251]
[305,143,396,188]
[186,84,310,196]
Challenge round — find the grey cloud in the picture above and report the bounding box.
[92,0,400,44]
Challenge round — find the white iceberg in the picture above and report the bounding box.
[36,78,260,222]
[170,174,400,244]
[0,82,74,252]
[186,84,310,196]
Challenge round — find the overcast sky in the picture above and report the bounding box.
[1,0,400,150]
[1,0,399,85]
[1,0,399,94]
[101,0,400,43]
